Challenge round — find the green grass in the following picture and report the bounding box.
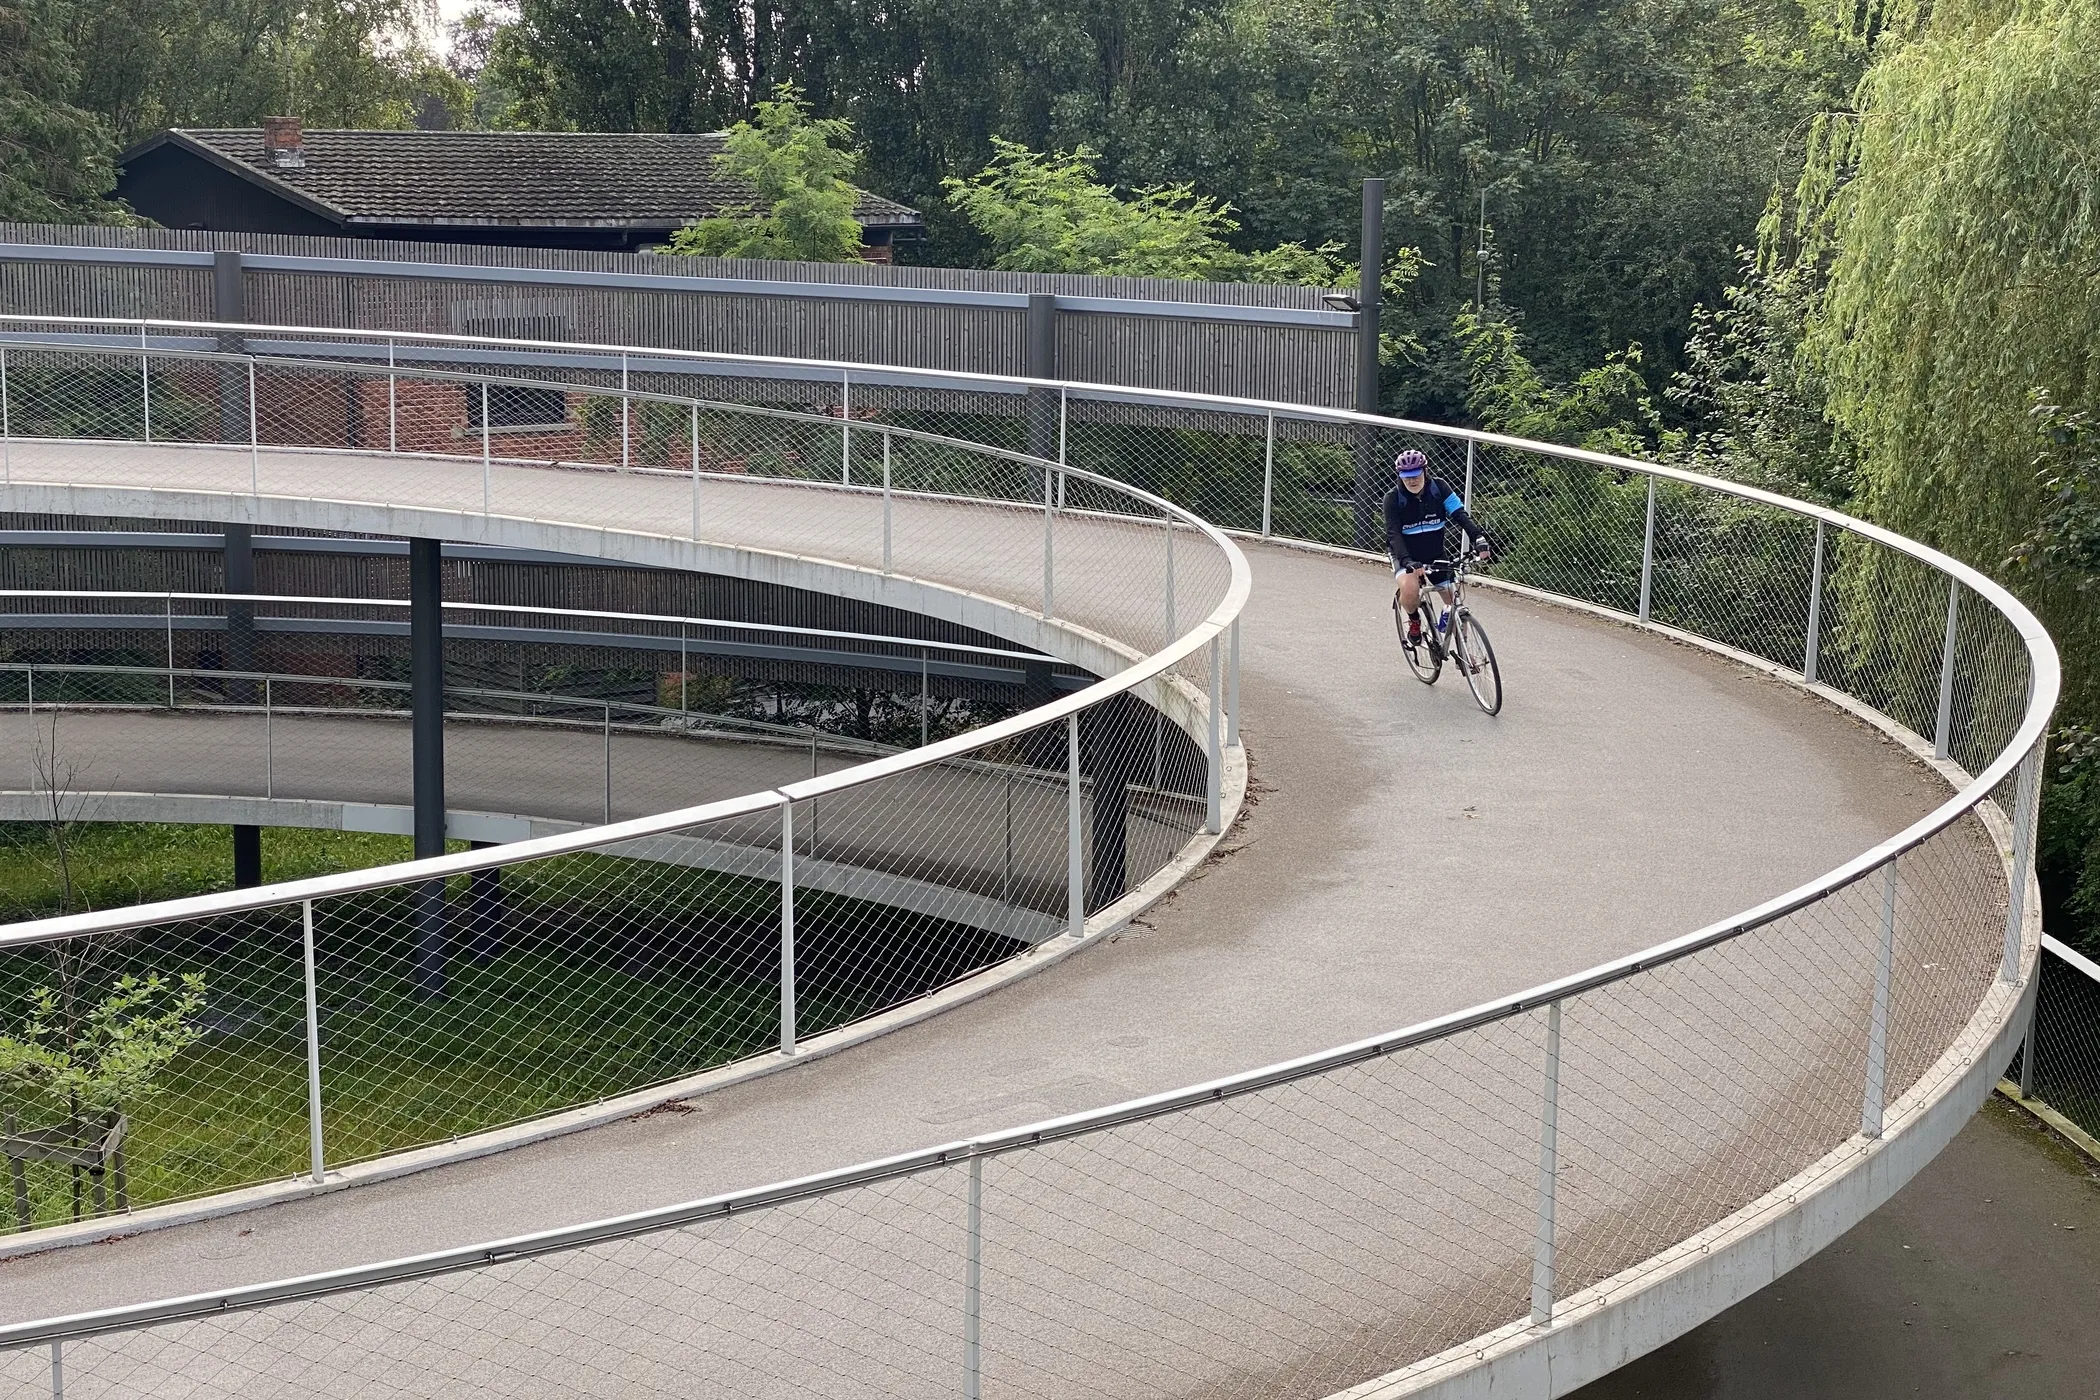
[0,821,424,920]
[0,823,1022,1229]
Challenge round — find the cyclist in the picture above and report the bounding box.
[1386,448,1492,644]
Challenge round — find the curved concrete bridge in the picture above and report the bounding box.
[0,334,2052,1399]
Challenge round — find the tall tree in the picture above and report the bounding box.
[0,1,123,221]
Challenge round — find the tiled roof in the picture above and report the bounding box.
[130,129,922,231]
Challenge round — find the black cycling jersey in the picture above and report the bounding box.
[1384,475,1486,568]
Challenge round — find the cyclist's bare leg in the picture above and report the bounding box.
[1395,566,1426,614]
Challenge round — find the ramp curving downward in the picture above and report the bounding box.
[0,321,2056,1399]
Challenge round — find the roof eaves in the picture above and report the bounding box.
[340,215,691,231]
[159,132,352,225]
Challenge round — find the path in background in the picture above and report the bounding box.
[1575,1098,2100,1400]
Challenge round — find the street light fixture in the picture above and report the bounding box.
[1321,292,1361,313]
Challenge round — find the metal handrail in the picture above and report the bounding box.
[0,589,1061,665]
[0,316,2056,1363]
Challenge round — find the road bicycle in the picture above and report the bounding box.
[1392,552,1503,715]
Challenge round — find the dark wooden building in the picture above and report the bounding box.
[115,119,924,258]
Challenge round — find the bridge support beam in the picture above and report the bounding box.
[467,841,505,965]
[1081,694,1145,910]
[1025,294,1060,466]
[225,522,263,885]
[231,824,262,889]
[410,537,448,1000]
[212,250,246,442]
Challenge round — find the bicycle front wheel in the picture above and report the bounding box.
[1394,598,1440,684]
[1453,609,1503,714]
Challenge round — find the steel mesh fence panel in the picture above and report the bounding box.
[309,807,787,1167]
[1550,883,1883,1300]
[978,1019,1548,1400]
[1818,533,1948,740]
[1471,444,1647,614]
[0,903,312,1226]
[40,1167,971,1400]
[1648,486,1816,667]
[1878,816,2009,1109]
[0,318,2054,1400]
[2021,943,2100,1143]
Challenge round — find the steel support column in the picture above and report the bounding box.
[212,251,245,443]
[467,841,506,965]
[225,523,261,883]
[410,536,448,1000]
[1026,294,1059,465]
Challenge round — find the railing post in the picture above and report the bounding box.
[1227,616,1242,749]
[164,596,175,708]
[2017,978,2038,1097]
[1529,999,1563,1327]
[2,345,11,483]
[963,1151,984,1400]
[1067,713,1083,939]
[690,401,701,540]
[1261,411,1275,538]
[2001,744,2041,981]
[882,429,893,572]
[780,797,797,1054]
[139,321,151,444]
[603,703,613,822]
[1862,861,1897,1139]
[1206,636,1223,834]
[619,351,631,470]
[1804,520,1826,684]
[1163,516,1177,643]
[265,676,274,798]
[481,381,492,514]
[920,649,930,748]
[840,371,852,485]
[1463,438,1476,505]
[247,357,259,494]
[1058,385,1068,466]
[302,898,326,1182]
[1637,475,1657,622]
[386,337,397,453]
[1042,464,1056,618]
[1933,579,1961,761]
[48,1338,60,1400]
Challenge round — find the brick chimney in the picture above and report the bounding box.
[261,116,305,169]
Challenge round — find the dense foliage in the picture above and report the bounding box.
[11,0,2100,947]
[9,0,1859,413]
[661,84,864,260]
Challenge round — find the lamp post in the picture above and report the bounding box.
[1349,178,1386,550]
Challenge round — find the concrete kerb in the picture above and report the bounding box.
[0,712,1248,1265]
[1997,1081,2100,1165]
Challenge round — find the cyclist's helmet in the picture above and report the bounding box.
[1395,449,1428,481]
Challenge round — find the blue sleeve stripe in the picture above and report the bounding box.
[1443,492,1464,514]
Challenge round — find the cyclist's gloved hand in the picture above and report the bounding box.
[1473,538,1495,564]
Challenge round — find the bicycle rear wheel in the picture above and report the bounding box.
[1453,609,1502,714]
[1394,597,1440,684]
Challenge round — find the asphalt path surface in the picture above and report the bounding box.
[1576,1098,2100,1400]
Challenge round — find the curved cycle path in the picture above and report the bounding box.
[0,538,1953,1324]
